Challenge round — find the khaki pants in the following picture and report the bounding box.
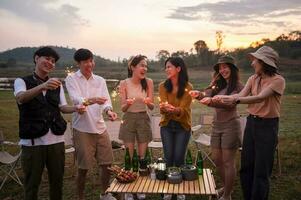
[21,142,65,200]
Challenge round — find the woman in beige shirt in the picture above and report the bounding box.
[190,55,243,200]
[118,55,154,159]
[215,46,286,200]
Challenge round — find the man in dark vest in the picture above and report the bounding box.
[14,46,85,200]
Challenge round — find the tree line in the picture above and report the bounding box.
[153,30,301,70]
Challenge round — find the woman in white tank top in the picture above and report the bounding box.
[118,55,154,160]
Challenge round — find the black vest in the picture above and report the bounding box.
[18,75,67,139]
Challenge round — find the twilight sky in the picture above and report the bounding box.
[0,0,300,60]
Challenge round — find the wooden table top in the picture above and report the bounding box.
[106,168,216,195]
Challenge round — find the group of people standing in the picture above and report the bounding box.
[14,45,285,200]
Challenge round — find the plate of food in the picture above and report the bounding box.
[108,165,138,183]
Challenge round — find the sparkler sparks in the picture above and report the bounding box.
[65,66,75,77]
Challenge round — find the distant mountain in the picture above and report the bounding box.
[0,46,119,68]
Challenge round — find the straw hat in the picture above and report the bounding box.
[248,46,279,69]
[213,55,238,71]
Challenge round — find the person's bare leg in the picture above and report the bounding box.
[212,148,225,184]
[77,169,88,200]
[99,165,111,194]
[221,149,237,199]
[124,142,135,158]
[138,142,148,158]
[212,148,225,197]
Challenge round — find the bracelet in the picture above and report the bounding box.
[235,97,240,104]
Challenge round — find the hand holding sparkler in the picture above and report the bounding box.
[75,104,87,115]
[159,101,177,112]
[107,110,118,121]
[126,98,135,106]
[199,97,212,105]
[43,78,61,90]
[143,97,153,106]
[189,90,201,98]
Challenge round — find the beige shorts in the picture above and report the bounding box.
[211,117,241,149]
[119,112,152,143]
[73,129,113,169]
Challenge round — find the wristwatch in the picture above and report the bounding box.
[235,98,241,104]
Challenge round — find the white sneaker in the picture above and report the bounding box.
[99,193,116,200]
[177,194,185,200]
[137,193,146,199]
[163,194,172,200]
[124,193,134,200]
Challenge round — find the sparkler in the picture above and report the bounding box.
[111,80,120,102]
[157,96,161,103]
[81,97,90,106]
[65,66,75,77]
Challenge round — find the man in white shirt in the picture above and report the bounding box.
[65,48,118,200]
[14,47,84,200]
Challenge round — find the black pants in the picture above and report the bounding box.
[21,142,65,200]
[240,115,278,200]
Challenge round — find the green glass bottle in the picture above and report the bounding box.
[145,148,152,165]
[124,147,132,171]
[196,150,203,175]
[185,149,193,165]
[132,149,139,172]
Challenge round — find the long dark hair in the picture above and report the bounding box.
[259,60,279,76]
[164,57,189,98]
[128,55,148,92]
[210,63,240,96]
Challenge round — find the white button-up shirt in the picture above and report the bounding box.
[65,70,112,134]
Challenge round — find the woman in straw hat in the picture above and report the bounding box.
[214,46,286,200]
[190,55,244,200]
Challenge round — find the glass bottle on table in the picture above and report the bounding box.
[145,147,152,165]
[185,149,193,165]
[132,148,139,172]
[124,147,132,170]
[196,150,203,175]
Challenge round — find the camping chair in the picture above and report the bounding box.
[64,122,76,178]
[0,131,22,190]
[191,115,216,167]
[148,115,163,159]
[105,120,125,165]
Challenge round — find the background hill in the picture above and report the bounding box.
[0,46,119,69]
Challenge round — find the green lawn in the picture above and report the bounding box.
[0,82,301,199]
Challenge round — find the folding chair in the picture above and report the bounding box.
[148,115,163,159]
[191,115,216,167]
[0,131,22,190]
[64,122,76,178]
[105,120,125,165]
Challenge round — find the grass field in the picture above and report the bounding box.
[0,69,301,200]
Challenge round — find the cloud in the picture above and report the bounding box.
[228,31,268,36]
[0,0,88,31]
[167,0,301,28]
